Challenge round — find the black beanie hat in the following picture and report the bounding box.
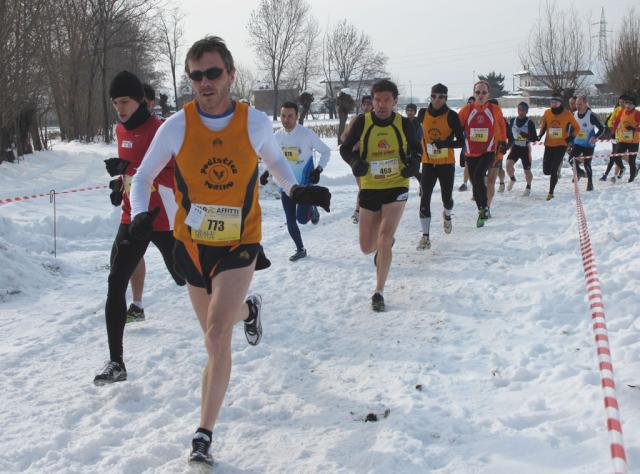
[431,83,448,95]
[109,71,144,101]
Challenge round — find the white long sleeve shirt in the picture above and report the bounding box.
[274,124,331,184]
[131,104,298,217]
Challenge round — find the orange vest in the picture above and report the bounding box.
[614,109,640,144]
[421,111,454,165]
[541,109,581,147]
[173,101,261,247]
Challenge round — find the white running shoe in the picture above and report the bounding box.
[416,235,431,250]
[498,183,505,192]
[522,188,531,197]
[443,211,452,234]
[507,179,515,191]
[244,294,262,346]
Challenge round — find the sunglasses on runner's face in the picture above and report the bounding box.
[474,90,488,95]
[188,67,224,82]
[431,94,447,99]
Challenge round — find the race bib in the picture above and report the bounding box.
[470,128,489,142]
[282,146,301,162]
[577,130,588,140]
[514,140,527,147]
[370,158,400,180]
[549,128,563,139]
[186,204,242,243]
[621,131,634,141]
[427,144,449,160]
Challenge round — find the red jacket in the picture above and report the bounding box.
[115,116,176,231]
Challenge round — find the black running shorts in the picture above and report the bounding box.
[571,144,595,158]
[507,146,532,170]
[358,187,409,212]
[174,240,263,293]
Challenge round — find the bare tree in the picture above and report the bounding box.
[231,63,257,102]
[320,30,336,119]
[519,1,593,100]
[247,0,310,119]
[605,8,640,97]
[157,6,184,109]
[292,17,320,92]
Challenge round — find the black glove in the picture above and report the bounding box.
[308,166,323,184]
[129,207,160,241]
[350,159,369,177]
[259,170,269,186]
[104,158,129,176]
[290,185,331,212]
[401,159,420,178]
[497,141,508,155]
[109,178,123,206]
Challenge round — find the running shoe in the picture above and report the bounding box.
[371,292,385,312]
[125,303,145,323]
[586,181,594,191]
[476,209,487,228]
[310,207,320,225]
[416,235,431,250]
[498,182,505,193]
[507,178,515,191]
[599,174,607,182]
[443,211,452,234]
[188,432,214,467]
[522,188,531,197]
[289,249,307,261]
[546,192,554,201]
[458,183,468,192]
[351,209,359,224]
[244,294,262,346]
[93,361,127,386]
[485,208,492,219]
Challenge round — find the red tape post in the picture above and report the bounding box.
[0,185,108,205]
[571,159,628,474]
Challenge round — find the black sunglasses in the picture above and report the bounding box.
[474,90,488,95]
[188,67,224,82]
[431,94,447,99]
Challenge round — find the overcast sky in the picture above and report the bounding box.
[179,0,636,100]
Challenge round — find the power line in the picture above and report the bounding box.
[592,7,612,61]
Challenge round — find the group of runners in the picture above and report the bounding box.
[92,35,639,468]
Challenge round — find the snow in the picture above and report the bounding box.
[1,140,639,473]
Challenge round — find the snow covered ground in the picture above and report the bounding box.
[0,140,639,473]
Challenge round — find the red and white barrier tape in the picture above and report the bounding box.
[571,159,628,474]
[0,184,108,205]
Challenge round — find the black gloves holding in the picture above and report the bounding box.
[109,178,123,206]
[129,207,160,241]
[308,166,323,184]
[104,158,129,177]
[401,159,420,178]
[351,158,369,177]
[259,170,270,186]
[290,185,331,212]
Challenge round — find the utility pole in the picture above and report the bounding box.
[592,7,612,62]
[409,80,413,102]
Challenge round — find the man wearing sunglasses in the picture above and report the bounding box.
[342,95,374,224]
[506,102,537,196]
[129,36,331,467]
[457,81,507,227]
[538,93,581,200]
[458,96,476,192]
[340,79,421,312]
[415,83,464,250]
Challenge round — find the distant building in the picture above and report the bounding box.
[320,77,390,102]
[513,68,596,104]
[251,87,300,116]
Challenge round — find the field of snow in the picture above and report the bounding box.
[0,139,639,473]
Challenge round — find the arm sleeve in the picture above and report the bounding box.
[528,120,538,142]
[591,113,605,138]
[256,135,298,194]
[447,111,465,148]
[402,117,423,159]
[506,119,515,145]
[539,113,547,137]
[495,106,507,141]
[339,115,365,164]
[130,122,179,217]
[569,114,581,138]
[308,129,331,169]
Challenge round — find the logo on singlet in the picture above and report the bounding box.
[212,138,223,146]
[428,128,443,140]
[476,116,486,124]
[201,157,238,191]
[378,139,391,150]
[121,140,133,149]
